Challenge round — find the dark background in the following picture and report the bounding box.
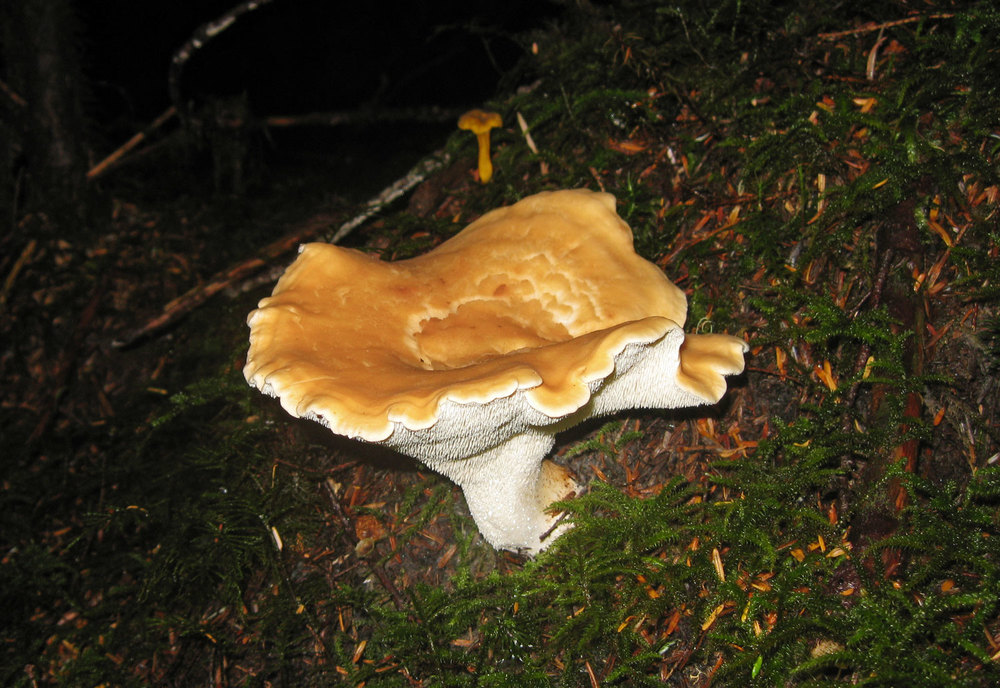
[82,1,561,130]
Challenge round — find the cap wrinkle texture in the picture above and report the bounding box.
[244,189,748,553]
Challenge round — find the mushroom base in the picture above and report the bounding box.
[429,430,578,554]
[339,327,745,555]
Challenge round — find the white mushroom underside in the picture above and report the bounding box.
[282,325,745,552]
[243,189,749,553]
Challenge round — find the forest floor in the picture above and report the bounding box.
[3,1,1000,686]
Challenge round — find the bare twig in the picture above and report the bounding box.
[90,1,278,183]
[866,29,887,82]
[169,0,276,120]
[817,14,954,40]
[111,148,449,348]
[111,212,337,348]
[325,148,449,244]
[516,111,548,175]
[0,76,27,109]
[87,104,454,185]
[0,238,37,310]
[87,106,177,181]
[264,106,461,129]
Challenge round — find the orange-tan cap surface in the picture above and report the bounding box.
[244,189,701,442]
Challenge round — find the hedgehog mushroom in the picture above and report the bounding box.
[458,109,502,183]
[244,189,747,554]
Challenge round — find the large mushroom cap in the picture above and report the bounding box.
[245,188,748,552]
[244,189,712,443]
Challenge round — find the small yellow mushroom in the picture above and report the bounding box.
[458,109,502,183]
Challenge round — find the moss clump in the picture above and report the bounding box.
[4,1,999,685]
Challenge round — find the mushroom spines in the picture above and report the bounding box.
[243,188,747,553]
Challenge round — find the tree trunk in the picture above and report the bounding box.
[2,0,89,219]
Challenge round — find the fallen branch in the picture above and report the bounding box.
[516,111,548,176]
[0,76,27,109]
[325,148,449,244]
[87,106,177,182]
[817,13,954,40]
[264,105,460,129]
[169,0,276,122]
[0,238,37,311]
[111,213,337,349]
[86,104,454,183]
[112,148,449,348]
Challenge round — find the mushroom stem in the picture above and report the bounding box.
[437,431,577,554]
[458,109,501,184]
[474,131,494,183]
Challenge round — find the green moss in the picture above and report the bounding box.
[6,1,1000,685]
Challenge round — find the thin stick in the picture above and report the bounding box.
[817,13,954,40]
[264,106,460,129]
[326,149,449,244]
[111,212,337,348]
[516,111,548,175]
[111,148,449,348]
[169,0,276,120]
[866,29,886,82]
[0,238,37,309]
[87,106,177,181]
[0,76,27,108]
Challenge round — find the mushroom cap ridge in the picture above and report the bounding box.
[457,108,502,134]
[244,189,713,444]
